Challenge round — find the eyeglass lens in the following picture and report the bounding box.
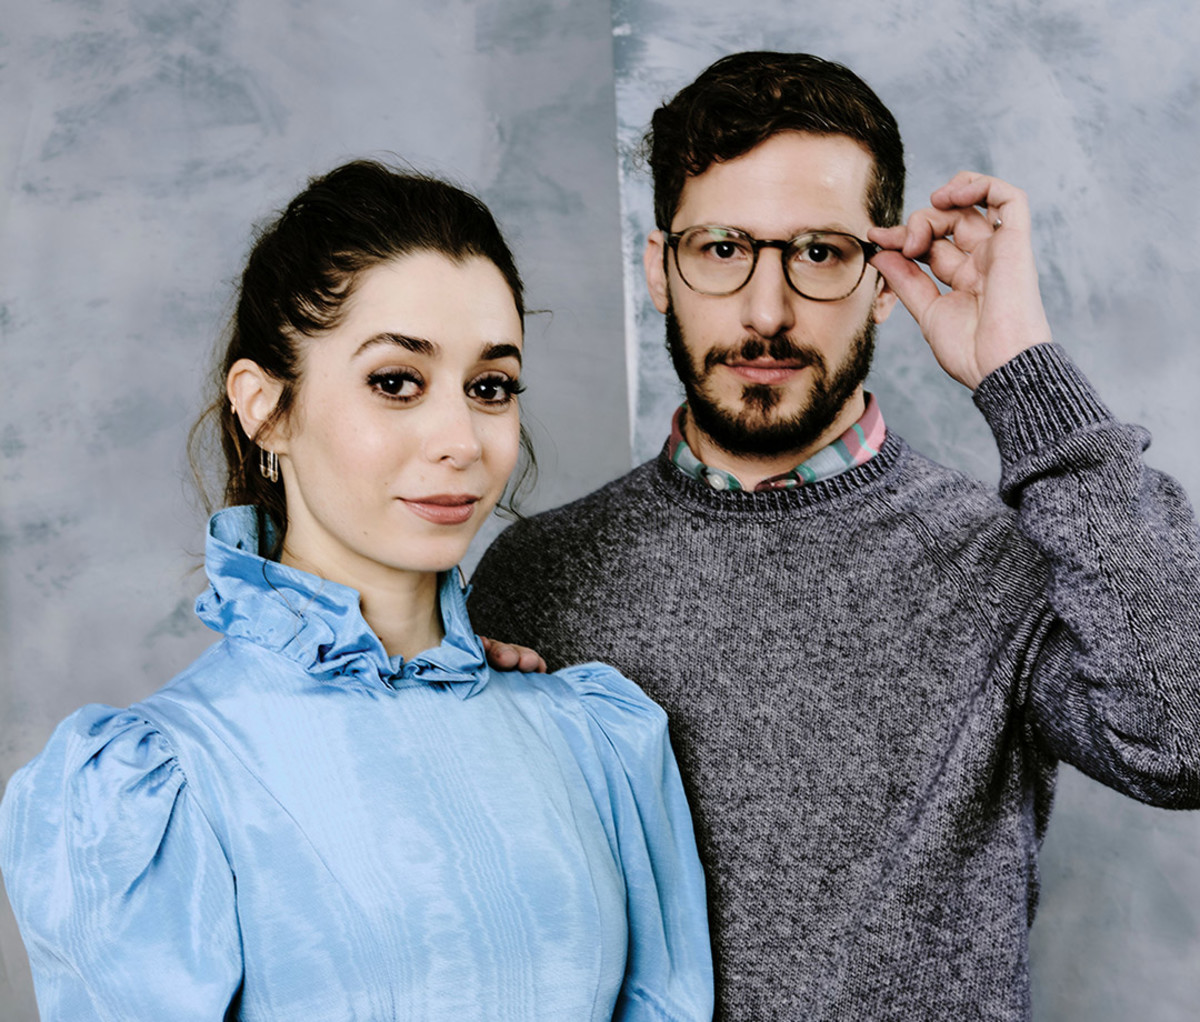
[674,227,869,300]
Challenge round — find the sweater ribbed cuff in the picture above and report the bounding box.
[972,343,1113,469]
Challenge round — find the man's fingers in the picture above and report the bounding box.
[872,207,991,266]
[931,172,1032,233]
[924,237,973,288]
[867,224,908,251]
[517,649,549,674]
[479,635,548,673]
[877,174,1031,260]
[480,635,516,669]
[870,249,942,325]
[896,206,993,260]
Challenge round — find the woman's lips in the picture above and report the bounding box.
[401,495,478,525]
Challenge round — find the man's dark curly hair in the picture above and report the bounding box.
[644,51,905,231]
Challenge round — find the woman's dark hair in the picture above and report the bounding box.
[190,159,535,547]
[643,51,905,230]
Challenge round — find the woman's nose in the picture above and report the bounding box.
[421,396,483,468]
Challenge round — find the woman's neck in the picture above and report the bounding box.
[359,572,444,661]
[280,542,444,661]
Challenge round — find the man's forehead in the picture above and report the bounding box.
[673,130,875,232]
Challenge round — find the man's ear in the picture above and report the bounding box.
[227,359,287,451]
[644,230,670,314]
[871,269,899,325]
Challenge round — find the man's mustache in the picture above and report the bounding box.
[702,334,827,373]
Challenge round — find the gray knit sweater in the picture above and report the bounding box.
[468,344,1200,1021]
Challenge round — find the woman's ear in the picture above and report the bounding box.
[227,359,287,451]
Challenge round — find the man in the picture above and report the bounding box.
[469,52,1200,1020]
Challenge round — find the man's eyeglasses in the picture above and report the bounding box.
[664,225,881,302]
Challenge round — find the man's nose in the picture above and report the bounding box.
[739,248,796,340]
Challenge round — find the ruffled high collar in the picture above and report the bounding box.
[194,506,489,699]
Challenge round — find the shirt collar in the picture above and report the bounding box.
[194,506,489,699]
[668,393,886,492]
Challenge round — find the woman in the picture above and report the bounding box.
[0,161,712,1021]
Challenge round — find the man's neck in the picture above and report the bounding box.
[683,388,867,489]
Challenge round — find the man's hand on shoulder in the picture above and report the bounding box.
[868,172,1054,390]
[480,635,548,673]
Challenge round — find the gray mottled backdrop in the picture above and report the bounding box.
[612,3,1200,1021]
[0,1,627,1015]
[1,1,1197,1019]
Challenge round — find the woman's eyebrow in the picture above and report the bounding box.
[353,335,521,365]
[354,333,437,358]
[481,342,522,365]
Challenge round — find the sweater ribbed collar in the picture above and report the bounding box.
[653,429,908,517]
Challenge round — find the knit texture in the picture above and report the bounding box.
[469,344,1200,1021]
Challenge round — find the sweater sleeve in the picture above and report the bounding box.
[0,705,243,1020]
[557,664,714,1022]
[973,343,1200,807]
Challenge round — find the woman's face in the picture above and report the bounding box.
[271,252,523,587]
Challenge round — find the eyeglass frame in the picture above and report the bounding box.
[662,225,882,302]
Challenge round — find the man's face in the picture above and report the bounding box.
[645,131,897,460]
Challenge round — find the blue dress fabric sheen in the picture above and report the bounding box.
[0,506,713,1021]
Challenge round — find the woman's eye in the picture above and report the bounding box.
[368,370,422,401]
[468,373,524,406]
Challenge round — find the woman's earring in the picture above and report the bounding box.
[259,447,280,483]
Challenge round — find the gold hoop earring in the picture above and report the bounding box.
[259,447,279,483]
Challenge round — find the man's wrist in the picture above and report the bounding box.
[972,343,1113,468]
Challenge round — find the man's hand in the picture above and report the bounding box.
[868,172,1054,390]
[480,635,548,673]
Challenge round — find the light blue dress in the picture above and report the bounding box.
[0,506,712,1021]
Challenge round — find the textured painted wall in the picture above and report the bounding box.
[4,0,1199,1018]
[610,2,1200,1020]
[0,1,626,1015]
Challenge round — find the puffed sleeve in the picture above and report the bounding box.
[0,705,243,1021]
[563,664,714,1022]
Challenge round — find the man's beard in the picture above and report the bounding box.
[665,302,876,459]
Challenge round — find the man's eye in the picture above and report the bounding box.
[701,239,750,261]
[795,241,846,266]
[368,370,422,401]
[468,374,524,405]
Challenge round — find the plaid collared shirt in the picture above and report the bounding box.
[667,393,886,492]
